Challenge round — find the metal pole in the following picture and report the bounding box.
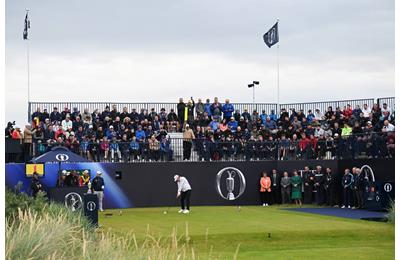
[26,9,31,122]
[277,18,280,111]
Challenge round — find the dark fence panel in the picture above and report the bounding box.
[5,158,394,208]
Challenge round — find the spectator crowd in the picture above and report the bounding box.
[5,97,395,163]
[258,166,377,210]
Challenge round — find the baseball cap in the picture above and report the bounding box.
[96,171,102,175]
[173,175,179,182]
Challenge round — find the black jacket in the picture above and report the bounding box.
[92,176,105,191]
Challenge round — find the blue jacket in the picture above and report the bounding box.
[209,121,219,131]
[342,173,354,188]
[110,142,119,151]
[129,141,140,150]
[269,113,277,121]
[135,130,146,141]
[260,114,268,125]
[227,120,238,132]
[265,120,277,130]
[204,103,211,116]
[306,114,315,123]
[222,104,234,118]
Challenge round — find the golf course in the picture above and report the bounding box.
[99,206,394,259]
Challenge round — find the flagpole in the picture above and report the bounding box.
[276,18,280,112]
[26,9,31,122]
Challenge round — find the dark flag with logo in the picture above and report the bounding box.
[23,12,30,40]
[263,22,279,48]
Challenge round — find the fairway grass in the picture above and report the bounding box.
[99,206,394,259]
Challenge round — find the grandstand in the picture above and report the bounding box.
[5,97,395,163]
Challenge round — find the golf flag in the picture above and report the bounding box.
[23,11,30,40]
[263,22,279,48]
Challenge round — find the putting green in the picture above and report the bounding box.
[99,206,394,259]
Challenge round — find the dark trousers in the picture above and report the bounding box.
[315,185,325,205]
[180,190,191,210]
[354,189,364,208]
[326,186,335,206]
[304,184,313,204]
[183,141,192,160]
[271,186,281,204]
[260,192,268,204]
[343,187,352,207]
[281,187,291,204]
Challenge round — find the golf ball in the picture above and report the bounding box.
[163,211,167,214]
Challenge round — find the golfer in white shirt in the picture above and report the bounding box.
[174,175,192,214]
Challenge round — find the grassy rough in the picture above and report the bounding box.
[5,189,201,260]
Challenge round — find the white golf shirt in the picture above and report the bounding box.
[177,176,192,193]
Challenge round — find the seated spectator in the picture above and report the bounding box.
[100,137,109,161]
[227,117,238,133]
[61,115,73,131]
[382,120,395,132]
[361,104,371,118]
[110,137,121,162]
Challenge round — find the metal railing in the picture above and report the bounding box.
[278,98,375,113]
[28,97,394,121]
[377,97,395,110]
[28,102,278,119]
[6,132,395,163]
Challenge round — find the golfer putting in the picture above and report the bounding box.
[174,174,192,214]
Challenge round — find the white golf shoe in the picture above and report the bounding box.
[183,209,190,214]
[178,209,184,213]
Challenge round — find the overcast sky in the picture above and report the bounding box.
[5,0,395,125]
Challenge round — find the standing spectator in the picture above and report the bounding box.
[23,124,36,161]
[353,167,365,209]
[210,97,222,120]
[270,169,280,205]
[302,166,314,204]
[148,135,160,161]
[314,166,325,205]
[291,170,302,206]
[195,98,205,116]
[30,173,43,198]
[324,167,335,207]
[177,98,186,128]
[269,109,278,121]
[280,172,291,204]
[341,168,354,209]
[182,124,195,161]
[185,98,195,125]
[204,98,212,116]
[100,137,109,161]
[222,99,234,121]
[259,171,271,206]
[91,171,105,211]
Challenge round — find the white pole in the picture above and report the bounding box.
[26,9,31,122]
[277,18,280,112]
